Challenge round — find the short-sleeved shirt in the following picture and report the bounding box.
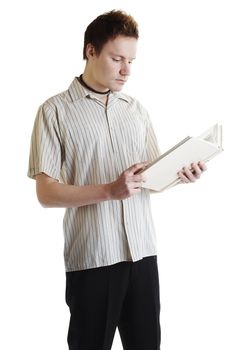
[27,77,161,271]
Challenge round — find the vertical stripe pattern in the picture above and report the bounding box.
[27,77,161,271]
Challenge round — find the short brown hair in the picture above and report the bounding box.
[83,9,139,59]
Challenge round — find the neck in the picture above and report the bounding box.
[80,71,110,95]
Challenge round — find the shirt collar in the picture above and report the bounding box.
[68,77,130,103]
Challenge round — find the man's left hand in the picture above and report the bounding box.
[178,161,207,183]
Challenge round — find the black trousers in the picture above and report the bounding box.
[65,255,161,350]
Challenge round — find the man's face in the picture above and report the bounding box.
[89,35,138,92]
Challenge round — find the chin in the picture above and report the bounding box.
[111,85,124,92]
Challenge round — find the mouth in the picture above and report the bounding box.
[116,79,126,83]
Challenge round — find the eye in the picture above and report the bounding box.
[112,58,121,62]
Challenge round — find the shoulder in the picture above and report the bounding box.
[44,90,69,110]
[39,82,73,111]
[119,92,148,112]
[118,92,150,122]
[36,87,71,122]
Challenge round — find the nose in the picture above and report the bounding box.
[119,61,131,77]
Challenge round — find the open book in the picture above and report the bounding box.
[138,124,223,192]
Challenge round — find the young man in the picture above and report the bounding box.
[27,10,206,350]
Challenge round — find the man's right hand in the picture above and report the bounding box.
[108,161,149,200]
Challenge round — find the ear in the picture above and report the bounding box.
[85,43,96,60]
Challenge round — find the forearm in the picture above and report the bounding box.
[37,182,112,208]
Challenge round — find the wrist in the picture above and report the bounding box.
[104,182,114,201]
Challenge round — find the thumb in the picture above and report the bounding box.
[129,161,149,175]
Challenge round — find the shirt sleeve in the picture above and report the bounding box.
[27,102,63,181]
[143,111,162,195]
[145,113,161,163]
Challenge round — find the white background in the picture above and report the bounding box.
[0,0,231,349]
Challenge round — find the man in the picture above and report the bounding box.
[27,9,206,350]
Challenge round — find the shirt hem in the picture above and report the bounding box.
[65,253,157,272]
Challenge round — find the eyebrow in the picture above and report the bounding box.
[112,54,136,60]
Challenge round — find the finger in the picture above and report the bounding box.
[191,162,202,178]
[133,174,147,182]
[198,160,207,171]
[183,166,196,182]
[133,181,143,189]
[178,171,190,183]
[127,161,149,175]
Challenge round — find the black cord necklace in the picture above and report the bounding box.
[78,74,110,95]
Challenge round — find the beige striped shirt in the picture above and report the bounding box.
[27,77,161,271]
